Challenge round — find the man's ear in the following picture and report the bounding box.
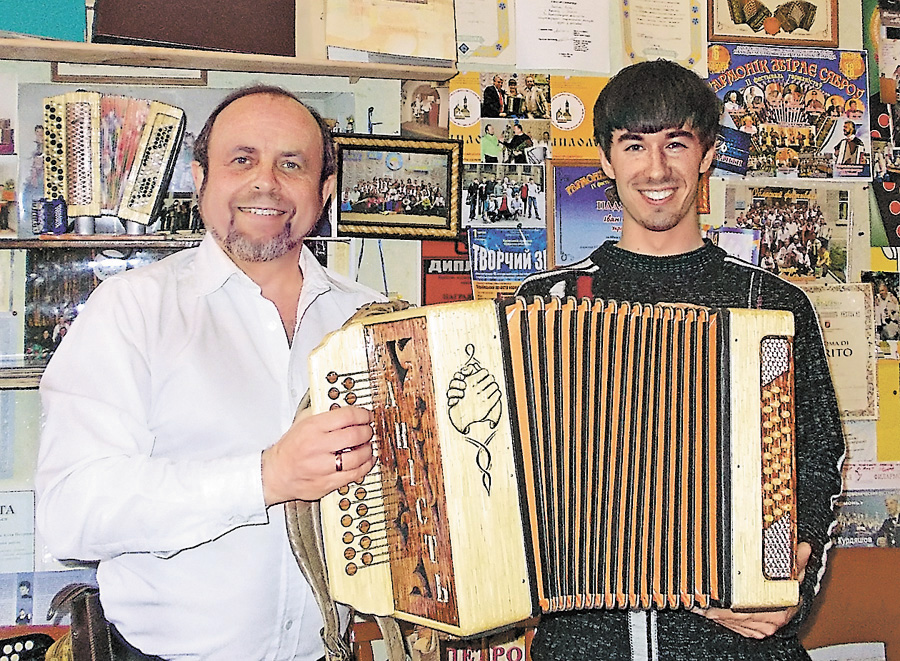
[599,147,616,180]
[699,145,716,175]
[321,173,337,210]
[191,161,204,193]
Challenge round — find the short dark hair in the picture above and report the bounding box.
[193,85,336,184]
[593,60,721,158]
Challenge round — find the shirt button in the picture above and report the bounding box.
[290,389,298,398]
[285,620,293,630]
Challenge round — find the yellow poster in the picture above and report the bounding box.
[549,76,608,161]
[449,71,483,163]
[325,0,456,60]
[876,360,900,461]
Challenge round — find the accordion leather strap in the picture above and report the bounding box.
[285,497,352,661]
[47,583,114,661]
[375,616,407,661]
[285,498,407,661]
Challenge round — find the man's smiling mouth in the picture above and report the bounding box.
[239,207,283,216]
[642,189,674,201]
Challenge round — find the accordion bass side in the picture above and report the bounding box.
[42,92,185,227]
[310,297,799,637]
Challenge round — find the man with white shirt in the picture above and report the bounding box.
[36,86,383,660]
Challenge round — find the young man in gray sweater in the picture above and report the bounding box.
[517,59,844,661]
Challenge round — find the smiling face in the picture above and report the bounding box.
[887,497,900,517]
[599,124,714,253]
[191,93,334,268]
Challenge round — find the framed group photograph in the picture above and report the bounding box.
[708,0,838,46]
[334,135,462,240]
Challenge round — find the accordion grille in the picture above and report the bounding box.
[66,101,96,207]
[506,297,722,611]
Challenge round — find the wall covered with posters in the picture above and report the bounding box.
[0,0,896,655]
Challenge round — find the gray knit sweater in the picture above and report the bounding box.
[515,240,845,661]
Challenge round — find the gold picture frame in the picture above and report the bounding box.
[335,134,462,240]
[708,0,838,46]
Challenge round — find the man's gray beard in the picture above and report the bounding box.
[212,216,301,262]
[199,178,302,262]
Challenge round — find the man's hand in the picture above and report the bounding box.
[692,542,812,638]
[261,405,376,505]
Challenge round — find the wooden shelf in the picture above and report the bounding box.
[0,234,203,249]
[0,36,458,82]
[0,366,42,390]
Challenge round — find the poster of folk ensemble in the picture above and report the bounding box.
[707,43,871,180]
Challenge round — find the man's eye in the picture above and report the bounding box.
[233,156,250,164]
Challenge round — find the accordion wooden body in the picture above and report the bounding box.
[42,92,185,226]
[310,297,799,637]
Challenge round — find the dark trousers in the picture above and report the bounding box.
[109,625,165,661]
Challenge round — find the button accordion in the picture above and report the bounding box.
[42,92,185,227]
[309,297,799,637]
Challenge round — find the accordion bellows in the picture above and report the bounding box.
[42,92,185,226]
[310,298,799,637]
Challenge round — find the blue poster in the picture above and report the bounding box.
[467,227,547,300]
[552,164,621,267]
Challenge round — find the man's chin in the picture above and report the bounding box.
[221,230,301,263]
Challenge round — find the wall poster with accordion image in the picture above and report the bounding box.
[37,91,185,235]
[308,297,801,637]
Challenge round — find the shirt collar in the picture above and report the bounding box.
[191,233,332,300]
[193,233,245,295]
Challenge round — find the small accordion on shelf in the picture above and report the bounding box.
[309,297,800,638]
[42,91,185,227]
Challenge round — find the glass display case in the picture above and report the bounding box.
[0,236,200,389]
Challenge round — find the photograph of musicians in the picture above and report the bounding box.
[481,74,506,118]
[481,123,502,163]
[35,85,383,660]
[502,122,533,164]
[523,75,548,119]
[875,495,900,547]
[504,78,526,118]
[517,60,844,661]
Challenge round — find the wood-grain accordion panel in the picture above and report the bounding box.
[310,297,799,637]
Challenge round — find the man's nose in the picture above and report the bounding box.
[647,146,671,179]
[252,164,280,192]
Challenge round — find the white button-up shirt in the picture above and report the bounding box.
[36,235,383,660]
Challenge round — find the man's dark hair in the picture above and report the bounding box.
[593,60,722,157]
[193,85,336,184]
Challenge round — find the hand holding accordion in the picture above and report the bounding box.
[309,297,800,637]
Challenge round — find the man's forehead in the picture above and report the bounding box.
[210,94,321,149]
[215,94,315,133]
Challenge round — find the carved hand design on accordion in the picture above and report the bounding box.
[446,344,503,495]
